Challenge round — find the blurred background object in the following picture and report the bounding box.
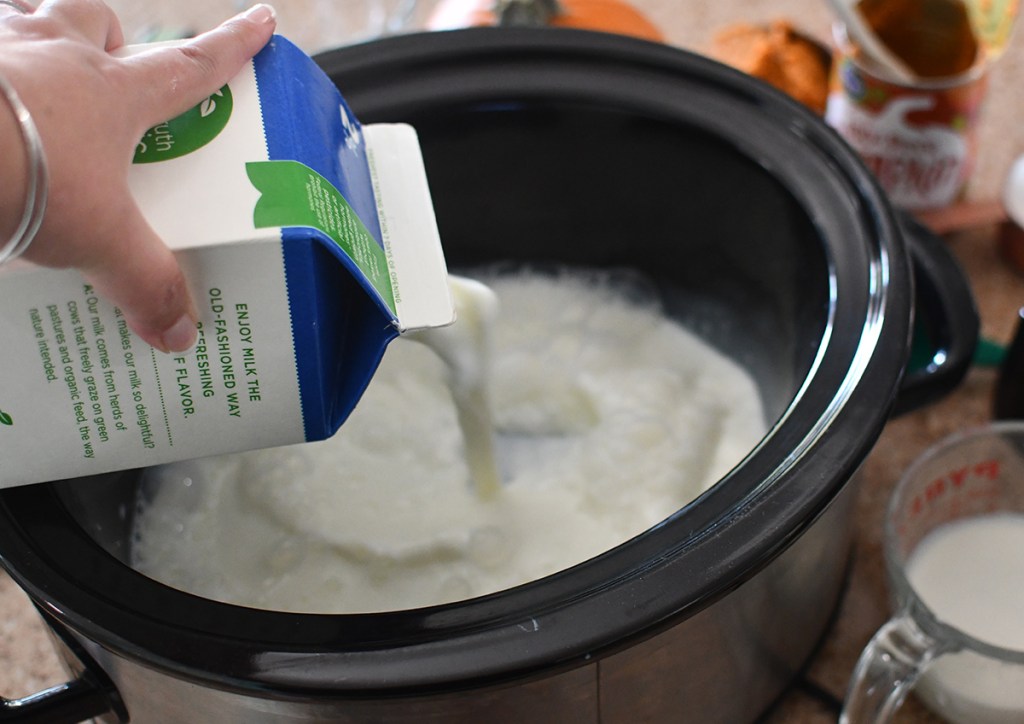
[105,0,426,52]
[707,20,831,114]
[425,0,663,41]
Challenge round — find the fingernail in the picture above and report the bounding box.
[242,3,276,25]
[160,314,198,353]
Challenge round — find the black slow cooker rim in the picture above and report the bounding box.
[0,28,910,697]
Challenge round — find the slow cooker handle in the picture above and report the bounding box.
[1,677,114,724]
[1,607,122,724]
[893,212,979,415]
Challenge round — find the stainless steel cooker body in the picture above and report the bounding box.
[0,28,977,724]
[44,480,855,724]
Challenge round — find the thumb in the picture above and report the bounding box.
[83,206,198,354]
[128,4,277,126]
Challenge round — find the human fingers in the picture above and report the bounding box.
[80,204,198,353]
[34,0,124,50]
[127,4,276,127]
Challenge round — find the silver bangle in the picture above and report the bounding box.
[0,72,47,265]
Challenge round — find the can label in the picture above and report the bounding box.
[826,53,988,210]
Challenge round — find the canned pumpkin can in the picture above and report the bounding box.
[825,24,989,211]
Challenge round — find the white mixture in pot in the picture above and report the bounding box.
[131,271,767,613]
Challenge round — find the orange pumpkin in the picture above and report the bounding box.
[426,0,665,43]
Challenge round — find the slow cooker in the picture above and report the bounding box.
[0,28,977,723]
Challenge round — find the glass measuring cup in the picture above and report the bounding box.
[842,421,1024,723]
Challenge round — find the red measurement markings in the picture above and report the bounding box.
[908,459,1001,517]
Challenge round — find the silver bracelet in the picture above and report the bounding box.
[0,72,47,265]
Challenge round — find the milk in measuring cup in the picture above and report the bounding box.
[907,513,1024,723]
[0,36,453,487]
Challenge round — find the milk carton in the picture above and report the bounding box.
[0,36,453,487]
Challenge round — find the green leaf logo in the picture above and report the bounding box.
[0,409,12,426]
[133,84,233,164]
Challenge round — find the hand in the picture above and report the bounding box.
[0,0,276,352]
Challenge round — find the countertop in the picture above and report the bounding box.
[2,1,1023,721]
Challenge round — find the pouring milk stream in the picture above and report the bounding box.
[409,277,503,500]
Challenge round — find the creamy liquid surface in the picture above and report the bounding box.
[132,271,767,613]
[907,513,1024,723]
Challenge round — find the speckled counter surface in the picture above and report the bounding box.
[2,1,1023,721]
